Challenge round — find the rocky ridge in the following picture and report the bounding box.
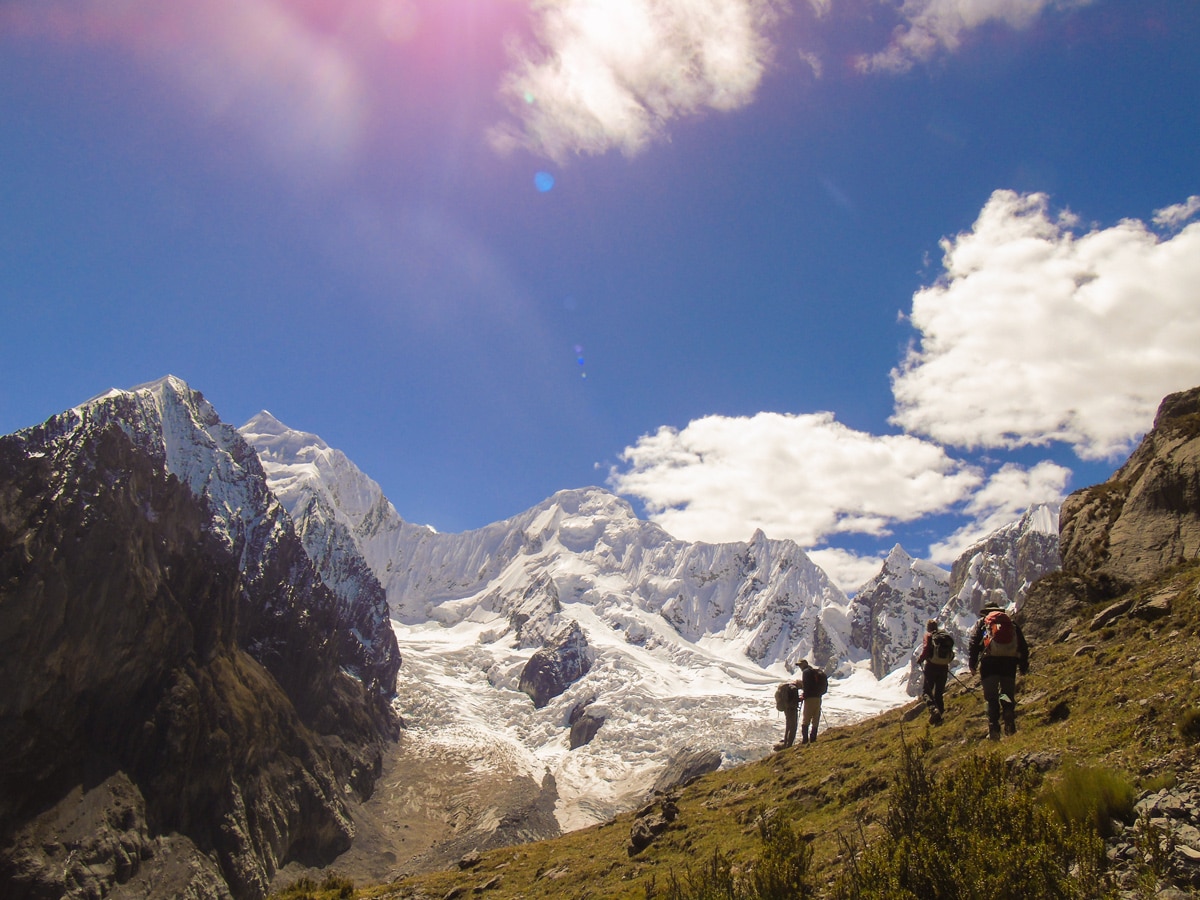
[848,544,950,679]
[1061,386,1200,595]
[0,378,401,899]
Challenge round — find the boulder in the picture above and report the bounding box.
[518,621,593,709]
[568,701,605,749]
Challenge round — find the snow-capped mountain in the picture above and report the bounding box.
[848,545,950,678]
[239,413,906,836]
[79,379,401,690]
[242,411,852,667]
[0,377,401,899]
[942,503,1062,631]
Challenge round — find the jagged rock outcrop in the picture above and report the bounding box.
[1060,386,1200,594]
[945,503,1061,622]
[848,545,950,678]
[650,749,723,793]
[518,620,593,708]
[0,378,401,899]
[627,794,679,856]
[568,700,605,749]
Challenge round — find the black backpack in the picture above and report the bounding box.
[930,630,954,665]
[810,668,828,697]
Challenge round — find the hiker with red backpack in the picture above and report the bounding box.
[968,602,1029,741]
[916,619,954,725]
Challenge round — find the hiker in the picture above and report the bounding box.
[773,678,801,750]
[968,602,1029,740]
[915,619,953,724]
[797,659,827,744]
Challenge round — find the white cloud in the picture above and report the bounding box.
[1153,196,1200,230]
[857,0,1094,74]
[927,460,1071,563]
[891,189,1200,460]
[608,411,983,545]
[491,0,781,159]
[808,547,889,594]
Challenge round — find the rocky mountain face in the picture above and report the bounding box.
[841,505,1060,696]
[848,545,950,679]
[1060,385,1200,594]
[944,503,1062,626]
[518,620,594,708]
[0,378,401,900]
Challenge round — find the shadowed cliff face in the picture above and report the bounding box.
[0,412,398,898]
[1060,386,1200,595]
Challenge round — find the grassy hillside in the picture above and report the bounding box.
[275,562,1200,900]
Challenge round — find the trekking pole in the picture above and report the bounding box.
[949,670,978,693]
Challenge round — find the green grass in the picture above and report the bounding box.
[275,562,1200,900]
[273,873,355,900]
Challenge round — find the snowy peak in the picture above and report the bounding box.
[945,502,1062,626]
[847,545,950,678]
[68,375,275,556]
[1017,501,1060,536]
[62,377,401,690]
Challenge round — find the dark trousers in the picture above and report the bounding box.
[922,664,948,714]
[981,673,1017,733]
[782,708,798,747]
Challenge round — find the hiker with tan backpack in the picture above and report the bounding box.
[968,602,1029,741]
[773,677,802,751]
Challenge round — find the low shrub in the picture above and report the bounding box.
[648,811,814,900]
[1043,762,1136,838]
[832,734,1112,900]
[1177,708,1200,743]
[270,873,354,900]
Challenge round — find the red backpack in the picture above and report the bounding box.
[982,609,1018,657]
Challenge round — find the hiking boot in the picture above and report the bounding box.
[987,724,1001,741]
[929,709,943,726]
[1003,715,1016,736]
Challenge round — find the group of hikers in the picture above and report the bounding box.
[773,658,828,750]
[775,602,1030,749]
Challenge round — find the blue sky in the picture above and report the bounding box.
[2,0,1198,589]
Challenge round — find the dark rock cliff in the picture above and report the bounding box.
[518,620,593,709]
[1060,385,1200,595]
[0,399,400,898]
